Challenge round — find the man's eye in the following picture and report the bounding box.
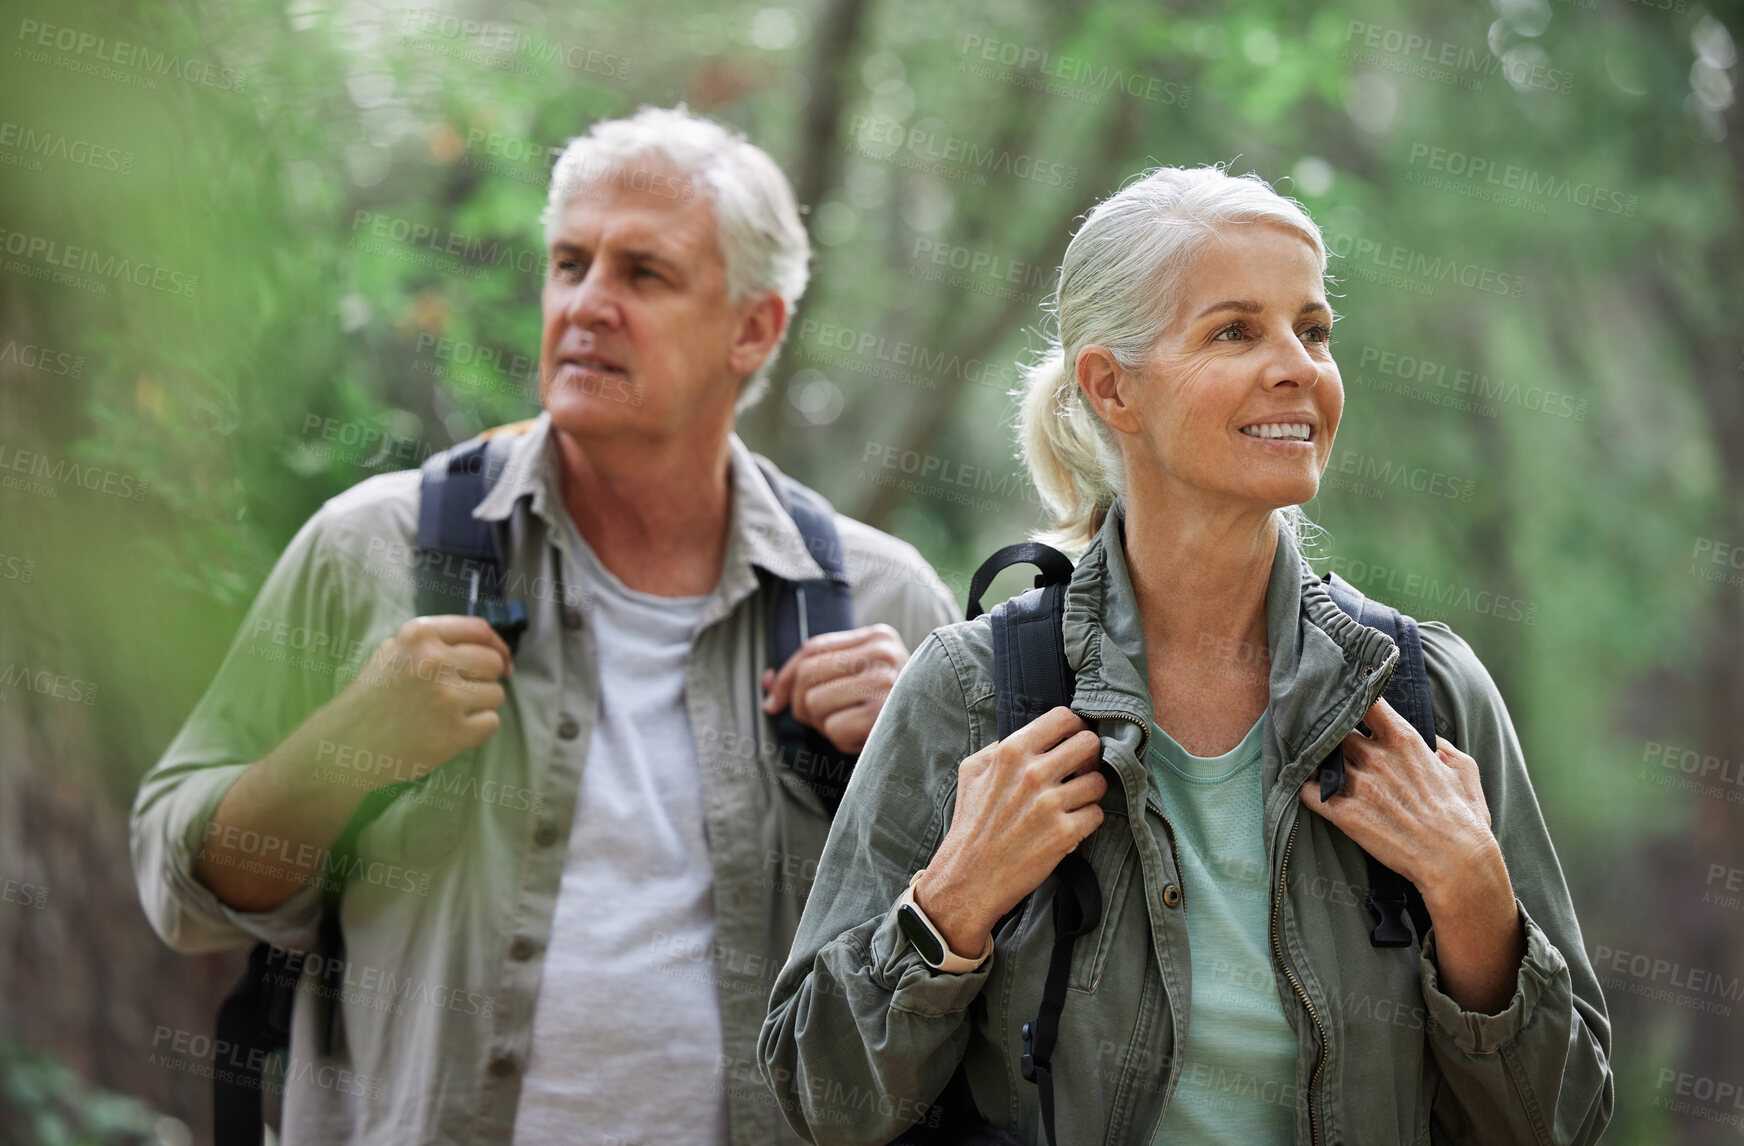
[554,259,584,280]
[631,265,660,281]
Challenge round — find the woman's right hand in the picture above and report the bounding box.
[912,707,1108,957]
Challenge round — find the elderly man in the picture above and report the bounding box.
[130,106,955,1146]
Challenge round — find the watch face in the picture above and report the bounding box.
[896,903,946,967]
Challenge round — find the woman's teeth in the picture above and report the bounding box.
[1241,423,1312,440]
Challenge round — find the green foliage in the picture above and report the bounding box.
[2,0,1738,1140]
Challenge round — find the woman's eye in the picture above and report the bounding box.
[1213,323,1247,342]
[1302,324,1333,344]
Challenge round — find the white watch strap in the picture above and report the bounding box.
[895,870,993,973]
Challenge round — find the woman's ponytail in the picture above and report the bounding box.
[1017,345,1122,552]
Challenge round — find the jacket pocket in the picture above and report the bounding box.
[1067,810,1136,996]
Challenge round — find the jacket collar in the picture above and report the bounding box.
[472,412,827,622]
[1062,501,1399,770]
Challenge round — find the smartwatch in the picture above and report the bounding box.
[894,870,994,974]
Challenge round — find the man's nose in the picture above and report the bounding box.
[561,264,622,330]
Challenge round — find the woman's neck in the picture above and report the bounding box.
[1124,500,1279,655]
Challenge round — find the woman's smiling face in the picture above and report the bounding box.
[1085,221,1343,518]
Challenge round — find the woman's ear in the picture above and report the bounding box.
[1076,345,1142,434]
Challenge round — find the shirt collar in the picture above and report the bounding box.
[473,411,558,526]
[472,413,828,612]
[1064,501,1398,746]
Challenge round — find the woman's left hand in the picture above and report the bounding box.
[1297,695,1494,896]
[1298,695,1526,1014]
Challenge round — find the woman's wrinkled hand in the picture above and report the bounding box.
[913,707,1108,958]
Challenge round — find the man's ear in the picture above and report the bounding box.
[726,292,787,378]
[1076,345,1142,434]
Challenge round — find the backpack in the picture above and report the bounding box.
[211,428,859,1146]
[901,540,1438,1146]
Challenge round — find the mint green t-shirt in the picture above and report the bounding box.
[1147,715,1299,1143]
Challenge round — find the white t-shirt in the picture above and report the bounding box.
[511,525,727,1146]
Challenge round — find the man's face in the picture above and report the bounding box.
[539,168,771,444]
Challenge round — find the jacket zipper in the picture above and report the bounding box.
[1272,808,1323,1146]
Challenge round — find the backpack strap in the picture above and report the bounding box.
[413,433,529,650]
[214,430,532,1146]
[212,942,301,1146]
[1318,572,1437,948]
[977,543,1097,1146]
[1019,852,1101,1146]
[967,543,1075,622]
[751,456,860,814]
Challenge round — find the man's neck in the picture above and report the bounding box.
[553,428,734,598]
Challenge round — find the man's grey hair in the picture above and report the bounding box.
[541,105,812,409]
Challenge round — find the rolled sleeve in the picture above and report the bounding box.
[1416,622,1613,1145]
[869,902,994,1016]
[133,760,324,953]
[130,477,407,954]
[1418,898,1567,1057]
[760,632,986,1145]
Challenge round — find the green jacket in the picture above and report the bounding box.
[759,504,1612,1145]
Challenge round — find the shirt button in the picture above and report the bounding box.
[557,718,580,740]
[487,1053,517,1078]
[1162,883,1182,909]
[533,822,558,847]
[509,937,535,961]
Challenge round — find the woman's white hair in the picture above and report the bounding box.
[541,104,812,408]
[1017,164,1329,551]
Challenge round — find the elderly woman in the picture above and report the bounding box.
[758,166,1612,1145]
